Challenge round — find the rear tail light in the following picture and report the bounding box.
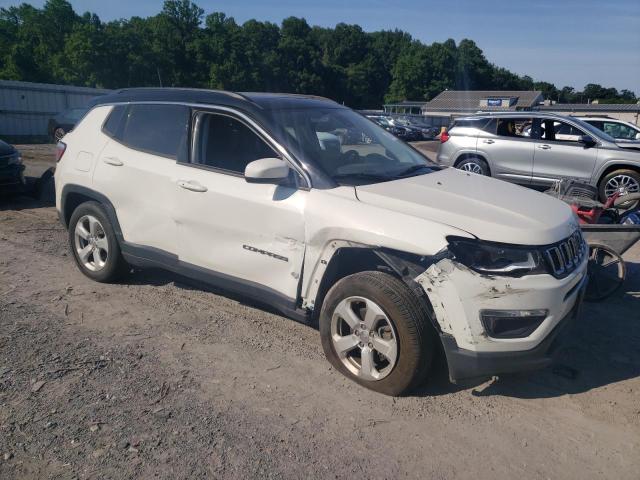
[56,141,67,162]
[440,129,450,143]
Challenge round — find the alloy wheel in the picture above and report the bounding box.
[330,296,398,381]
[74,215,109,271]
[604,174,640,198]
[458,162,483,174]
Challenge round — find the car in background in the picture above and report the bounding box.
[0,139,25,194]
[437,112,640,204]
[395,116,440,139]
[367,116,421,141]
[577,117,640,145]
[48,107,88,143]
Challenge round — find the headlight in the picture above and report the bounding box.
[447,236,546,276]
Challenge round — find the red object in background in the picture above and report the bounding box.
[439,129,449,143]
[571,192,621,224]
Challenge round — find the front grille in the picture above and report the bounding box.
[544,230,586,278]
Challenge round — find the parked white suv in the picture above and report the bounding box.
[577,117,640,144]
[55,89,587,396]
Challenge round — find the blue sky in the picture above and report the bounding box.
[3,0,639,93]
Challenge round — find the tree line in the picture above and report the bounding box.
[0,0,636,108]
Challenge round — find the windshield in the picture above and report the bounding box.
[266,107,437,186]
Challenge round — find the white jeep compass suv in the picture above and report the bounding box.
[55,88,587,396]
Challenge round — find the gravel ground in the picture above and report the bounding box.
[0,145,638,479]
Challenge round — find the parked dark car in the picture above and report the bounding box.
[48,107,88,143]
[0,140,25,194]
[367,116,415,140]
[395,117,439,139]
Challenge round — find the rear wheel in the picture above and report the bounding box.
[68,201,128,282]
[456,157,490,176]
[320,271,435,396]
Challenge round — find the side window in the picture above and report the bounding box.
[192,112,277,174]
[586,120,604,132]
[541,120,583,143]
[103,105,127,137]
[117,104,189,161]
[603,122,638,140]
[496,118,532,138]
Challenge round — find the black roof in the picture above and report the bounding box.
[89,88,341,112]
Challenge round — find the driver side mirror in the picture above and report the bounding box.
[578,135,596,147]
[244,157,290,184]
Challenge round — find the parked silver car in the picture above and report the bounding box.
[437,112,640,202]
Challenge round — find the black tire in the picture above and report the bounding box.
[319,271,435,396]
[455,156,490,176]
[32,168,55,204]
[68,201,128,282]
[585,243,626,302]
[599,169,640,209]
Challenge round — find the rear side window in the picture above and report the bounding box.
[496,117,533,138]
[111,104,190,161]
[452,118,487,129]
[192,112,276,174]
[452,118,496,133]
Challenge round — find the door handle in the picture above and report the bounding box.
[483,139,495,144]
[177,180,208,193]
[538,144,551,150]
[103,156,123,166]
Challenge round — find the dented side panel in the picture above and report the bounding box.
[301,187,470,307]
[172,166,308,300]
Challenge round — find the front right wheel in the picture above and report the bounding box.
[319,271,435,396]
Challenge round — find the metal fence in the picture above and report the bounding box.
[0,80,111,143]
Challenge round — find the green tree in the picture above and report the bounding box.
[0,0,636,107]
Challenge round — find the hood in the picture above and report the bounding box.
[616,140,640,150]
[0,139,16,156]
[355,168,578,246]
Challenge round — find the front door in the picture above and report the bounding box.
[531,119,598,187]
[172,110,307,301]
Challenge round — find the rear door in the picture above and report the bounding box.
[92,103,189,254]
[475,117,535,185]
[531,118,598,187]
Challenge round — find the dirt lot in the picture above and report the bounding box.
[0,145,639,479]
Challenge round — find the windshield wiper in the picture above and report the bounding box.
[393,164,434,178]
[332,172,393,184]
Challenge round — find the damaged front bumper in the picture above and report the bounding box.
[416,255,588,382]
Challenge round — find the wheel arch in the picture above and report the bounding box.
[308,244,443,335]
[60,184,124,242]
[596,163,640,185]
[453,153,491,174]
